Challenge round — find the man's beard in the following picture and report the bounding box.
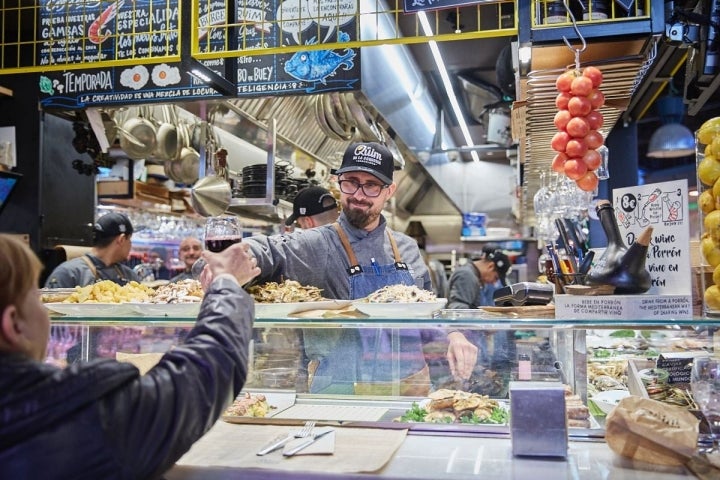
[343,199,380,229]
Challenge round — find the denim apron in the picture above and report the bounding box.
[309,223,430,395]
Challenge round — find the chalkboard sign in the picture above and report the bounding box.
[38,0,179,67]
[656,352,709,384]
[37,0,361,108]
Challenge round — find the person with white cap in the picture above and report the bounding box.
[44,212,140,288]
[239,142,478,394]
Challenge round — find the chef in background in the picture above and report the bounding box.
[283,185,340,392]
[284,185,340,229]
[170,236,203,282]
[447,247,516,373]
[44,212,139,288]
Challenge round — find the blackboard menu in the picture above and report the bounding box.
[38,0,179,66]
[37,0,361,108]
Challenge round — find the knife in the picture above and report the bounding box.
[283,428,335,457]
[256,433,296,456]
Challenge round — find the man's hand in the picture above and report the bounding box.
[446,331,478,380]
[199,242,260,290]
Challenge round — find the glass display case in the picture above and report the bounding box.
[46,311,718,439]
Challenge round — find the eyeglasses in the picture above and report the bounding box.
[338,179,389,198]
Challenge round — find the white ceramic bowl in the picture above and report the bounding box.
[592,390,631,415]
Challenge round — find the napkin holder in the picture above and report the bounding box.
[510,381,567,458]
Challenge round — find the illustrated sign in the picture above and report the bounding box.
[612,179,691,295]
[37,0,360,109]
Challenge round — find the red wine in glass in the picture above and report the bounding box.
[205,236,241,253]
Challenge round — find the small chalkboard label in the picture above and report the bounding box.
[657,353,707,384]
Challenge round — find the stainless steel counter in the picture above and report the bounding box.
[165,421,694,480]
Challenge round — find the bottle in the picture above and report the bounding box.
[518,354,532,380]
[587,199,653,294]
[606,226,653,294]
[586,200,628,284]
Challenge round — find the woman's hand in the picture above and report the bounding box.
[200,243,260,290]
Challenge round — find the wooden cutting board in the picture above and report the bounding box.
[479,305,555,318]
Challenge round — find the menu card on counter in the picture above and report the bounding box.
[611,179,691,296]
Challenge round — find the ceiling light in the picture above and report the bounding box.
[418,12,479,162]
[646,95,694,158]
[647,123,695,158]
[180,57,236,96]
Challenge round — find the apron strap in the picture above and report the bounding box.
[80,254,100,281]
[333,222,409,274]
[80,253,128,284]
[333,223,363,275]
[386,230,408,270]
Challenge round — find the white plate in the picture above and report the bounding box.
[254,300,353,319]
[591,389,631,415]
[129,302,201,317]
[44,302,135,317]
[353,299,447,318]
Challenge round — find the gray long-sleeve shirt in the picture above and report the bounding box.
[244,212,431,298]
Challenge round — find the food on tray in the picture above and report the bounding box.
[365,284,436,303]
[248,280,324,303]
[564,384,591,428]
[223,392,276,418]
[63,280,154,303]
[397,389,508,424]
[150,279,204,303]
[40,288,75,303]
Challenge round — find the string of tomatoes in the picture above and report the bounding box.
[551,66,605,192]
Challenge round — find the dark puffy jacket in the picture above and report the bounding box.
[0,276,253,480]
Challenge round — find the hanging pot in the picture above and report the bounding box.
[191,175,232,217]
[119,106,157,160]
[178,145,200,184]
[154,105,180,161]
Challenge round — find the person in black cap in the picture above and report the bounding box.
[44,212,140,288]
[285,186,339,229]
[230,141,480,394]
[447,247,511,309]
[446,248,515,375]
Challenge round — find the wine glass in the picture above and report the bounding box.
[691,357,720,452]
[191,216,242,278]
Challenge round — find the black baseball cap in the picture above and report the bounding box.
[285,186,338,226]
[333,142,394,185]
[93,212,133,240]
[485,249,511,286]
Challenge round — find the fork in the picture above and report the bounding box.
[256,421,316,455]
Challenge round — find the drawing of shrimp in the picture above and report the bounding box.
[88,0,124,45]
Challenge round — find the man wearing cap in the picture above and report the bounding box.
[447,247,512,309]
[242,142,478,394]
[447,248,515,371]
[44,212,140,288]
[285,186,339,229]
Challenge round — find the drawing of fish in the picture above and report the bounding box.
[284,34,356,85]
